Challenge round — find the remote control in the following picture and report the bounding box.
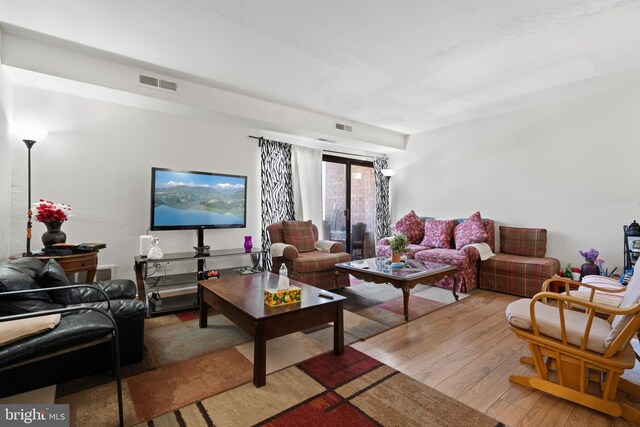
[318,290,334,299]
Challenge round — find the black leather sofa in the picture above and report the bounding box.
[0,257,146,397]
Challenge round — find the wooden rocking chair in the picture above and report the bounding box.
[506,263,640,423]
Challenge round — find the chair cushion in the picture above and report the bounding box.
[37,259,73,305]
[606,263,640,348]
[454,212,488,249]
[283,220,316,252]
[392,210,424,245]
[292,251,351,274]
[415,248,471,269]
[573,275,625,308]
[506,298,611,354]
[0,311,114,369]
[500,226,547,257]
[0,314,61,347]
[420,219,456,249]
[481,253,558,277]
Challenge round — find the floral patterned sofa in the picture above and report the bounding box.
[377,211,495,292]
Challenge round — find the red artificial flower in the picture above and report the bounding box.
[32,199,73,223]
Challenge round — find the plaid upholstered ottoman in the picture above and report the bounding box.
[479,226,560,298]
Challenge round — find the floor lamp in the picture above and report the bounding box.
[14,128,48,256]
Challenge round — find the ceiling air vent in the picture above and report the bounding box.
[139,75,159,87]
[159,79,178,91]
[335,122,353,132]
[139,74,178,92]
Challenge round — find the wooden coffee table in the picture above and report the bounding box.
[198,272,345,387]
[335,258,457,321]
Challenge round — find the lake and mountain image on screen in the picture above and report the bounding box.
[153,170,246,227]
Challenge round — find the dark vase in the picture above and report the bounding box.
[42,221,67,247]
[580,261,600,278]
[244,236,253,253]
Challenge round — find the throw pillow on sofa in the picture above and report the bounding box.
[283,220,316,252]
[454,211,488,248]
[392,210,424,244]
[500,226,547,258]
[420,219,456,249]
[37,259,73,305]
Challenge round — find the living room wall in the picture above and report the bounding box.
[8,85,262,280]
[389,78,637,272]
[0,42,13,260]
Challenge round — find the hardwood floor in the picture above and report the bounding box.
[351,290,640,427]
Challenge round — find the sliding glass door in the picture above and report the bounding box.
[322,155,375,259]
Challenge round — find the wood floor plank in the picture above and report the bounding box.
[434,333,524,398]
[413,347,482,389]
[519,394,574,427]
[486,398,528,427]
[456,342,529,412]
[563,405,614,427]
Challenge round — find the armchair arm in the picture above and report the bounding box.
[328,241,345,253]
[282,245,299,260]
[378,237,392,245]
[541,277,626,308]
[271,242,298,260]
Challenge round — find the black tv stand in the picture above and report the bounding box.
[134,247,265,316]
[194,229,208,270]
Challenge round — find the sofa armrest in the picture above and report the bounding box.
[378,237,392,245]
[460,245,481,262]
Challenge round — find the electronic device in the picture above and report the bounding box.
[197,269,220,280]
[318,290,335,299]
[140,235,154,256]
[150,167,247,231]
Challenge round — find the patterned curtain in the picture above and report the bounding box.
[373,157,391,241]
[260,137,295,271]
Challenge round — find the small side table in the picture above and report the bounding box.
[10,251,100,282]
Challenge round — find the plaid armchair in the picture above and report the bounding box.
[267,221,351,290]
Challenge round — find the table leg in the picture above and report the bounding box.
[85,268,97,283]
[334,270,343,290]
[334,301,344,355]
[402,286,410,321]
[452,274,459,301]
[199,286,208,328]
[254,321,266,387]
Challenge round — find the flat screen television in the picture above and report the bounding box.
[150,167,247,230]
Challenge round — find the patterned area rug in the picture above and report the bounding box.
[141,347,503,427]
[55,280,471,425]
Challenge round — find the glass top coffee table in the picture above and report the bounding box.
[335,258,458,321]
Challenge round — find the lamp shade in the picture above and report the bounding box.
[12,125,48,142]
[381,168,397,177]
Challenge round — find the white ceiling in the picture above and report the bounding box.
[1,0,639,135]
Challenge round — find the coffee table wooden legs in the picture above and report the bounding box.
[402,286,410,321]
[254,321,266,387]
